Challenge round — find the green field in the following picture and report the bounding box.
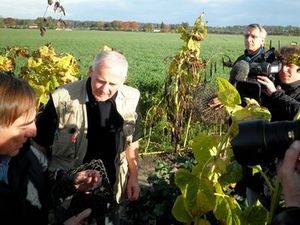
[2,29,300,84]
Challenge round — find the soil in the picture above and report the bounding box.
[137,152,182,185]
[137,154,157,185]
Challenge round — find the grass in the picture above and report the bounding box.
[1,28,299,85]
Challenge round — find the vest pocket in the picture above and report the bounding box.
[52,128,77,160]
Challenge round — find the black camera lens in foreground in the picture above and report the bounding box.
[231,120,300,166]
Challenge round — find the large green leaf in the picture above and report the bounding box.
[172,195,193,223]
[196,219,211,225]
[231,102,271,123]
[218,160,243,185]
[214,194,242,225]
[241,201,268,225]
[192,133,220,168]
[175,169,216,217]
[216,77,241,106]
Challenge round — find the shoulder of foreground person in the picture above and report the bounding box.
[271,207,300,225]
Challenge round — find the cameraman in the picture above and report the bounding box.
[258,45,300,121]
[240,45,300,208]
[271,140,300,225]
[233,24,267,65]
[209,24,269,109]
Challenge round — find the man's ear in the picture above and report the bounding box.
[87,66,93,78]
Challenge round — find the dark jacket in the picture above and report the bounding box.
[262,80,300,121]
[272,207,300,225]
[0,142,50,225]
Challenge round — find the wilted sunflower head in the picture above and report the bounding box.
[279,45,300,67]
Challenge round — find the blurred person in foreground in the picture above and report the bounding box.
[0,72,101,225]
[271,140,300,225]
[33,50,141,224]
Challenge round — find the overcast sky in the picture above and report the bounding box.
[1,0,300,27]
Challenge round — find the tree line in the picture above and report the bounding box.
[1,16,300,36]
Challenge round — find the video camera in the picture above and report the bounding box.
[231,119,300,166]
[233,48,281,102]
[248,61,281,82]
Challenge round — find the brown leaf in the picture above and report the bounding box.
[54,1,60,12]
[48,0,54,5]
[59,5,66,16]
[40,26,46,37]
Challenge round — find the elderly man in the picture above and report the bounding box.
[33,50,141,224]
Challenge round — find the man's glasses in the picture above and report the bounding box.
[244,34,259,39]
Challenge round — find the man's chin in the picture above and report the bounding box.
[96,96,110,102]
[10,149,20,157]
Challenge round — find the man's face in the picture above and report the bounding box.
[278,63,300,84]
[0,110,36,156]
[244,27,264,54]
[91,64,126,102]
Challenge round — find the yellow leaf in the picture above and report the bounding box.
[0,56,14,72]
[100,45,112,52]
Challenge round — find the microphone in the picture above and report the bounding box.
[229,60,250,84]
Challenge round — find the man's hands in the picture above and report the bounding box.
[208,97,223,110]
[127,173,140,201]
[278,140,300,207]
[257,76,277,96]
[74,170,102,193]
[125,141,140,201]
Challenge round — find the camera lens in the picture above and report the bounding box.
[231,120,300,165]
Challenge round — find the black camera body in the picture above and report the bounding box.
[248,61,281,82]
[231,119,300,166]
[233,48,280,102]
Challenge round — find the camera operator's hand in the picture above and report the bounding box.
[257,75,277,96]
[278,140,300,207]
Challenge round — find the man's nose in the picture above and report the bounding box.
[101,82,110,92]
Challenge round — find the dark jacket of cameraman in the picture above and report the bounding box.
[234,46,276,66]
[271,207,300,225]
[262,80,300,121]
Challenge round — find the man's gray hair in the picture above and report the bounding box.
[245,24,267,39]
[92,50,128,78]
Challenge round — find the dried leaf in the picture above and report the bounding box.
[54,1,60,12]
[59,5,66,16]
[40,26,46,37]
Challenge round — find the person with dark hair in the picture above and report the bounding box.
[238,45,300,209]
[32,49,141,224]
[0,72,101,225]
[258,45,300,121]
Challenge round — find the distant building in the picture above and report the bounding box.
[29,24,38,29]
